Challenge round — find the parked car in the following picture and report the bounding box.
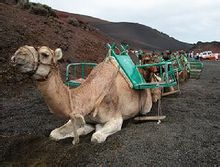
[199,51,218,60]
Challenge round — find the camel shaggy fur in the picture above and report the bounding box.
[11,45,153,144]
[140,54,162,102]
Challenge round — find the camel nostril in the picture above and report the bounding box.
[16,63,23,67]
[11,56,15,63]
[11,57,27,67]
[10,56,17,67]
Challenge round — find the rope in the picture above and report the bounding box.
[67,87,80,144]
[157,98,162,124]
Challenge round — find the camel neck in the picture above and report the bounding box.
[36,69,64,89]
[35,69,89,117]
[36,69,71,117]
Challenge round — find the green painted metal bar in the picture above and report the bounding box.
[188,60,203,79]
[65,63,97,87]
[159,66,163,79]
[107,43,177,89]
[136,61,172,68]
[74,66,76,80]
[164,56,183,73]
[137,61,176,84]
[82,64,85,79]
[120,44,129,55]
[165,63,169,83]
[66,65,70,81]
[134,80,177,89]
[110,50,145,87]
[177,57,183,72]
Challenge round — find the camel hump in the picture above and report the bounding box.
[85,61,117,83]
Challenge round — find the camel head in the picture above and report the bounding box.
[141,54,158,73]
[140,54,162,102]
[11,45,63,80]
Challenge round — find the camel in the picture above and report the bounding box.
[170,51,190,82]
[139,54,162,102]
[11,45,153,144]
[178,55,190,82]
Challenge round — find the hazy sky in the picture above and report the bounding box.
[31,0,220,43]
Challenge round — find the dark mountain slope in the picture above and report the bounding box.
[57,12,192,51]
[92,22,192,51]
[190,41,220,53]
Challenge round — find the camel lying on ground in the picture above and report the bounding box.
[11,45,154,144]
[139,54,162,102]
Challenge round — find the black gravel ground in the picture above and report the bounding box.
[0,61,219,166]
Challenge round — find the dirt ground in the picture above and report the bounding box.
[0,61,219,166]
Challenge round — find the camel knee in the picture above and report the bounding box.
[105,117,123,132]
[140,101,152,115]
[140,89,153,115]
[50,120,74,140]
[50,123,95,141]
[77,124,95,136]
[95,124,103,131]
[113,118,123,131]
[91,117,123,143]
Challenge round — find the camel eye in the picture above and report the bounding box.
[143,60,150,64]
[41,53,49,58]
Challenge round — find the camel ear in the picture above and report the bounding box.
[55,48,63,60]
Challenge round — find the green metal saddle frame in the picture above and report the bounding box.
[65,44,177,89]
[107,44,177,89]
[188,58,203,79]
[65,63,97,87]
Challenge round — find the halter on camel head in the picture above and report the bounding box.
[11,45,62,81]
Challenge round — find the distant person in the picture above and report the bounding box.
[163,50,171,61]
[135,50,144,64]
[191,51,194,58]
[195,53,199,60]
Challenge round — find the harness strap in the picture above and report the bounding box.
[22,46,58,82]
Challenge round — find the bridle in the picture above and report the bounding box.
[141,56,160,81]
[22,46,58,82]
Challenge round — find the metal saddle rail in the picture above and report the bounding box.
[65,63,97,87]
[189,61,203,70]
[107,43,177,89]
[188,61,204,79]
[177,54,191,72]
[136,62,177,89]
[167,56,184,73]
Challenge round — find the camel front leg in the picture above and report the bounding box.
[50,120,94,141]
[140,89,153,115]
[91,116,123,143]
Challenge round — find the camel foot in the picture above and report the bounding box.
[72,137,79,145]
[91,132,106,143]
[49,128,73,141]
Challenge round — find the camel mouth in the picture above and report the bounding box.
[11,56,35,74]
[10,55,19,67]
[14,60,27,67]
